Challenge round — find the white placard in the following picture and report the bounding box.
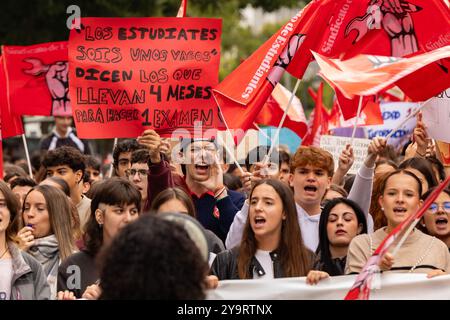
[422,88,450,143]
[320,135,370,175]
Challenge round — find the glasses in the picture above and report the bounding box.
[126,169,148,177]
[428,201,450,214]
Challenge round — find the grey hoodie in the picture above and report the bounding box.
[8,242,50,300]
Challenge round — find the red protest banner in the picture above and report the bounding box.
[69,17,223,139]
[2,41,71,116]
[0,56,24,138]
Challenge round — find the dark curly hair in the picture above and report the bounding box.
[113,139,140,168]
[42,146,85,174]
[99,215,208,300]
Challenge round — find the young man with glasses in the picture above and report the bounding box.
[128,149,150,212]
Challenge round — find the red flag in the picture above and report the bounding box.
[213,0,326,134]
[316,0,450,119]
[254,83,308,138]
[2,41,70,116]
[329,97,383,129]
[0,56,23,138]
[345,175,450,300]
[317,0,450,59]
[302,83,330,146]
[313,46,450,101]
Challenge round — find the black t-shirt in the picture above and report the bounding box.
[57,251,98,298]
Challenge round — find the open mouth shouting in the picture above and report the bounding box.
[253,216,267,229]
[434,216,449,230]
[393,207,408,217]
[194,164,210,176]
[304,185,318,196]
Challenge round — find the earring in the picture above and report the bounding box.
[98,223,103,229]
[381,207,384,211]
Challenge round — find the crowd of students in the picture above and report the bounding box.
[0,112,449,300]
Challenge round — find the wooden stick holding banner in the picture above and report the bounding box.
[21,133,33,179]
[385,97,434,141]
[216,134,245,175]
[108,138,118,178]
[350,95,364,146]
[263,78,301,169]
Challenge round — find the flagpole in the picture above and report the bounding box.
[108,138,118,178]
[252,122,271,141]
[385,97,433,141]
[350,95,363,146]
[216,134,245,175]
[263,78,301,165]
[21,133,33,179]
[176,0,187,17]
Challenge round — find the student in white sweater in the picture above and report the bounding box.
[346,169,450,276]
[226,138,387,252]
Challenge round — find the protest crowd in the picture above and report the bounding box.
[1,0,450,301]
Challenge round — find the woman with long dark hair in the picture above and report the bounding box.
[211,179,313,280]
[57,177,141,299]
[307,198,367,284]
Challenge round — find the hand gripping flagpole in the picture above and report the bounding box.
[263,78,301,167]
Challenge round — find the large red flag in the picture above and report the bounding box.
[313,46,450,102]
[213,0,328,134]
[254,83,308,138]
[314,0,450,119]
[317,0,450,59]
[302,83,330,146]
[0,56,24,138]
[2,41,70,116]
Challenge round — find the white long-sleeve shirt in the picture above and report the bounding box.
[225,162,375,251]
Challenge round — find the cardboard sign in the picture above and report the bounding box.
[422,88,450,143]
[320,135,370,175]
[365,102,420,151]
[69,17,222,138]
